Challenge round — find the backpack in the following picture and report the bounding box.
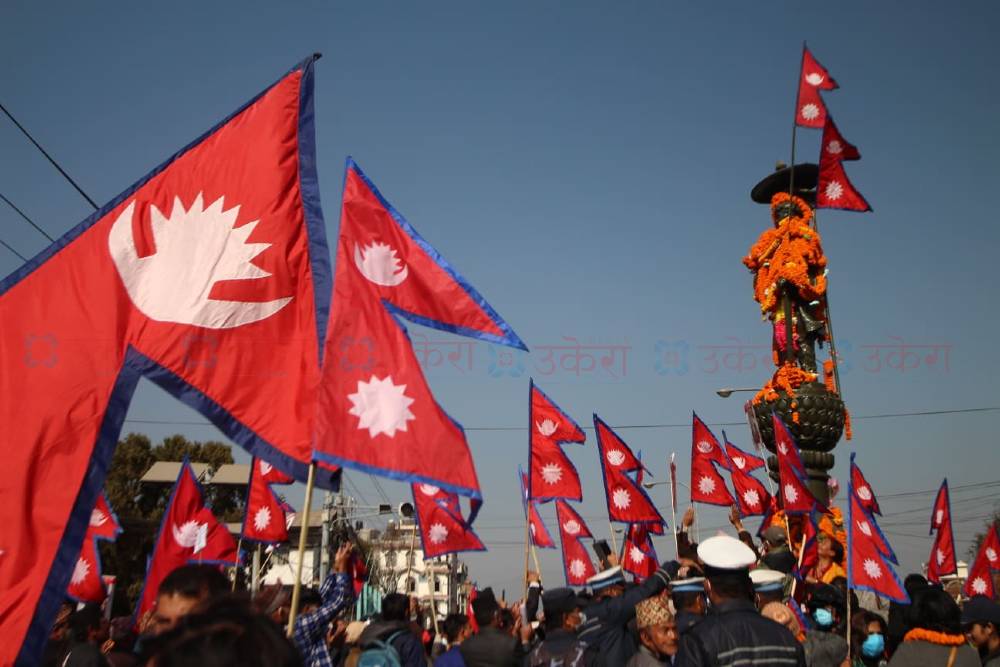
[357,630,406,667]
[528,639,590,667]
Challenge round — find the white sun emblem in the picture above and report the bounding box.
[90,509,108,528]
[732,456,746,470]
[936,548,946,566]
[630,546,645,564]
[935,509,944,525]
[347,375,416,438]
[260,461,273,476]
[801,103,821,121]
[856,486,872,501]
[777,441,789,455]
[696,440,713,454]
[536,419,558,437]
[863,558,882,580]
[529,523,537,536]
[857,519,873,537]
[420,484,440,496]
[972,577,988,595]
[71,557,90,585]
[353,241,408,287]
[698,476,716,495]
[606,450,626,466]
[784,484,799,503]
[108,194,292,329]
[569,559,586,578]
[987,548,998,563]
[805,72,825,86]
[540,463,564,485]
[171,520,208,553]
[826,139,843,155]
[429,523,449,544]
[743,489,760,508]
[824,181,844,201]
[563,520,581,536]
[612,488,631,510]
[254,506,272,531]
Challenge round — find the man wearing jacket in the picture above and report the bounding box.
[459,588,527,667]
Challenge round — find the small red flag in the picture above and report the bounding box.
[723,437,766,473]
[555,501,596,586]
[621,523,658,581]
[135,460,238,624]
[820,116,860,163]
[850,457,881,516]
[520,470,556,549]
[690,415,734,507]
[796,46,838,128]
[817,158,871,212]
[926,480,957,583]
[528,381,586,502]
[242,457,294,545]
[723,436,771,517]
[964,544,996,599]
[594,416,665,524]
[773,416,826,515]
[982,524,1000,572]
[67,493,122,603]
[412,483,486,558]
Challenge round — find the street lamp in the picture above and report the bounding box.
[642,479,689,491]
[715,387,758,398]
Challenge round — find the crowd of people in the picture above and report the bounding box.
[40,518,1000,667]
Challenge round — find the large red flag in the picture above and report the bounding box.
[773,416,826,514]
[0,57,336,662]
[848,474,908,603]
[594,416,665,524]
[927,480,957,583]
[817,154,872,212]
[796,46,838,128]
[690,415,734,507]
[555,501,596,586]
[136,460,238,623]
[850,457,882,516]
[242,458,294,545]
[412,483,486,558]
[67,494,122,604]
[313,159,525,499]
[528,380,586,502]
[622,523,659,581]
[520,470,556,549]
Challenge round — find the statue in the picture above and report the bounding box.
[744,163,849,506]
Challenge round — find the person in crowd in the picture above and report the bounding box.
[146,564,231,636]
[358,592,426,667]
[806,533,846,586]
[803,583,849,667]
[760,526,796,574]
[962,595,1000,666]
[750,569,787,609]
[675,534,806,666]
[253,583,292,627]
[627,596,678,666]
[105,617,139,667]
[58,603,111,667]
[887,586,978,666]
[576,559,676,667]
[762,601,805,644]
[42,602,75,667]
[850,610,888,667]
[525,588,594,666]
[669,577,706,635]
[292,543,355,667]
[886,574,929,656]
[435,613,472,667]
[139,594,299,667]
[459,587,528,667]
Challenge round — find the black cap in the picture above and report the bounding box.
[472,587,499,618]
[806,583,844,611]
[751,163,819,205]
[962,596,1000,626]
[542,588,588,616]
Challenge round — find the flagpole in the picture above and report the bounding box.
[811,210,844,399]
[286,461,317,637]
[668,454,679,558]
[405,520,417,594]
[425,559,441,637]
[788,525,808,600]
[523,515,531,598]
[251,544,263,594]
[608,521,619,559]
[530,543,543,586]
[233,538,243,592]
[788,42,806,197]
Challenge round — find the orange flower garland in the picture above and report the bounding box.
[903,628,967,646]
[753,363,818,422]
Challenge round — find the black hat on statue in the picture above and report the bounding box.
[751,162,819,205]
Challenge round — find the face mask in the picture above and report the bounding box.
[812,608,834,628]
[861,633,884,658]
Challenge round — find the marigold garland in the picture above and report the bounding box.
[823,359,836,393]
[753,363,818,410]
[903,628,967,646]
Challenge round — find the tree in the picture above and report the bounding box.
[99,433,242,615]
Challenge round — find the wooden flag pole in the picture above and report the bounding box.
[286,461,317,637]
[669,453,680,558]
[608,521,619,558]
[522,515,531,598]
[425,559,441,636]
[404,521,417,593]
[232,538,243,592]
[788,524,809,600]
[530,543,543,586]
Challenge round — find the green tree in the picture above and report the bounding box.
[99,433,243,615]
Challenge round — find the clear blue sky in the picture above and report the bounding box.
[2,1,999,596]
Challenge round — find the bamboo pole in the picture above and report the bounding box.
[286,462,317,637]
[669,454,680,559]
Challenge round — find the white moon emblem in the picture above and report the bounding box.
[354,241,409,287]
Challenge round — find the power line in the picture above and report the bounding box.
[0,191,53,242]
[121,405,1000,431]
[0,102,98,210]
[0,236,26,261]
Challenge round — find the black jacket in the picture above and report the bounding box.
[674,598,806,667]
[576,568,671,667]
[460,626,526,667]
[525,629,596,667]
